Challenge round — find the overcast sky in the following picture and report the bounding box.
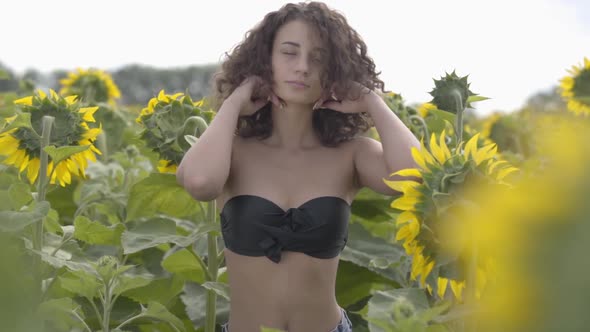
[2,0,589,115]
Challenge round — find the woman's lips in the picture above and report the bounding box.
[286,81,309,88]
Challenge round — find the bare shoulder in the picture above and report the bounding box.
[348,135,380,156]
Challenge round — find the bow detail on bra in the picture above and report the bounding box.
[219,194,350,263]
[257,207,326,263]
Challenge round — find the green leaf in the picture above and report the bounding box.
[0,113,34,135]
[121,275,184,304]
[161,248,205,283]
[126,173,200,221]
[59,270,101,300]
[466,95,490,103]
[362,288,430,331]
[0,200,50,232]
[44,208,62,234]
[335,260,397,308]
[8,183,33,210]
[340,222,407,285]
[369,257,392,269]
[73,216,125,245]
[201,281,230,301]
[121,217,218,254]
[432,303,480,323]
[143,301,186,332]
[180,282,230,327]
[37,298,83,331]
[427,107,457,124]
[44,145,90,166]
[112,275,152,296]
[184,134,198,146]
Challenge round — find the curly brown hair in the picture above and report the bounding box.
[211,1,388,147]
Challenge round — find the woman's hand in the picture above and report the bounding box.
[226,76,282,116]
[313,81,379,114]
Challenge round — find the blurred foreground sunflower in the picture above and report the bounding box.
[384,130,518,301]
[0,89,101,186]
[559,57,590,116]
[59,68,121,105]
[443,113,590,332]
[136,90,213,173]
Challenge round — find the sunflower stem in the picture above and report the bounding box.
[97,131,108,162]
[452,90,464,148]
[409,115,430,150]
[204,200,219,332]
[466,219,479,332]
[33,115,54,299]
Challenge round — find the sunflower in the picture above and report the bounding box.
[59,68,121,105]
[417,102,437,118]
[384,130,518,301]
[559,57,590,116]
[136,90,212,174]
[481,113,501,139]
[0,89,102,186]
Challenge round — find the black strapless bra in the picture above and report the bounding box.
[219,195,350,263]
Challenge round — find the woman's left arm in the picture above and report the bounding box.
[353,91,421,195]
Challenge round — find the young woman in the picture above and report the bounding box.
[177,2,420,331]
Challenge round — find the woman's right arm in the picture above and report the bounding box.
[176,99,241,202]
[176,76,273,201]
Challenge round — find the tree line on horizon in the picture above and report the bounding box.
[0,61,565,113]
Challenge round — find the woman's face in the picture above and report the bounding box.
[271,19,326,106]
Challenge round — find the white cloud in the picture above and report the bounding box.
[2,0,589,115]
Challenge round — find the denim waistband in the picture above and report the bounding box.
[221,306,353,332]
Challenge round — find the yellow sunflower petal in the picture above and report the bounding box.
[391,168,423,179]
[474,143,498,165]
[157,90,169,102]
[27,158,40,184]
[411,254,425,281]
[383,179,421,194]
[438,277,449,299]
[0,134,20,155]
[429,131,448,165]
[79,106,99,122]
[169,92,183,100]
[450,280,465,301]
[411,146,431,171]
[390,186,422,211]
[19,154,30,173]
[496,166,519,180]
[420,259,435,286]
[194,98,205,107]
[488,160,508,174]
[14,96,33,106]
[464,133,480,161]
[49,89,59,100]
[64,95,78,105]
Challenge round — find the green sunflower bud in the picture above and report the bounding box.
[95,255,118,283]
[429,70,477,114]
[59,68,121,105]
[559,57,590,116]
[136,90,212,173]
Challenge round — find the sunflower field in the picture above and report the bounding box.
[0,58,589,332]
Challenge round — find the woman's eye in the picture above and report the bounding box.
[283,52,296,55]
